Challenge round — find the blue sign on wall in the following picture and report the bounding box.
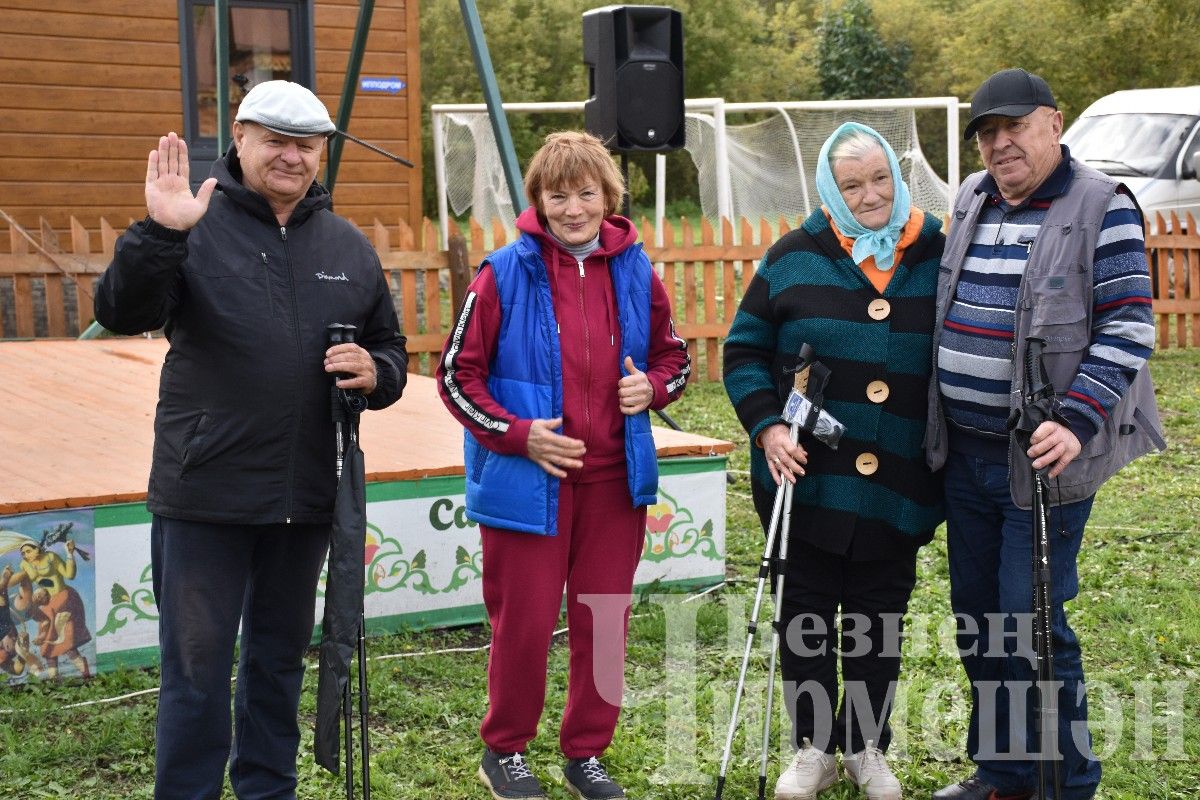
[360,77,406,95]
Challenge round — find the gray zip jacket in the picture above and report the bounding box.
[925,161,1165,508]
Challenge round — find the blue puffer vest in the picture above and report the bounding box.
[463,231,659,535]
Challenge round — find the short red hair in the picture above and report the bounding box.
[524,131,625,217]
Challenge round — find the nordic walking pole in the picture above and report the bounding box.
[713,438,794,800]
[714,344,815,800]
[756,354,814,800]
[1023,337,1062,800]
[328,323,372,800]
[358,617,372,800]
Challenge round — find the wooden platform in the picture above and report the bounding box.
[0,338,733,514]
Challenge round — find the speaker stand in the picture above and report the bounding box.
[621,152,632,220]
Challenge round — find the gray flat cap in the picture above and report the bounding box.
[235,80,335,137]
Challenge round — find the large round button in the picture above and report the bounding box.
[868,298,891,320]
[855,452,879,476]
[866,380,890,403]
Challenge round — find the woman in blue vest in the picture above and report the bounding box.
[438,131,690,800]
[723,122,945,800]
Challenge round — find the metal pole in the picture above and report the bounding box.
[343,675,354,798]
[946,98,960,209]
[758,471,794,800]
[459,0,526,213]
[655,152,666,245]
[713,99,732,227]
[358,620,372,798]
[621,152,632,220]
[215,0,230,155]
[433,112,451,249]
[326,0,376,193]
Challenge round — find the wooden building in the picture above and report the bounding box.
[0,0,422,252]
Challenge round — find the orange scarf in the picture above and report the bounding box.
[824,207,924,294]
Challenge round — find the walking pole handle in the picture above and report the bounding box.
[327,323,359,384]
[327,323,368,419]
[786,343,815,395]
[327,322,358,349]
[1023,336,1052,403]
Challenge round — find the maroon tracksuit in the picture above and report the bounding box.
[437,207,689,756]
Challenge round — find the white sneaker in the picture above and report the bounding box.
[774,737,838,800]
[842,740,901,800]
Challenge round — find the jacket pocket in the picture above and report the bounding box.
[179,410,210,475]
[470,444,490,483]
[1027,270,1089,353]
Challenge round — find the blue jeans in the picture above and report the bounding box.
[152,516,329,800]
[944,451,1100,799]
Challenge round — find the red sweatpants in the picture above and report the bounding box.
[479,477,647,758]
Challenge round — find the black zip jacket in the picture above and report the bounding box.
[94,148,408,524]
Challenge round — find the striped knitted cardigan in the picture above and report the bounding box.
[723,208,945,555]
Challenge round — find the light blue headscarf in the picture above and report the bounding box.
[815,122,912,271]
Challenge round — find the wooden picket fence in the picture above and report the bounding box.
[464,215,778,381]
[2,210,1198,381]
[1144,211,1200,349]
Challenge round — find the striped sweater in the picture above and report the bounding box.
[723,209,946,555]
[937,152,1154,458]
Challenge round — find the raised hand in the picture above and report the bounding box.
[618,356,655,416]
[146,132,217,231]
[526,417,586,478]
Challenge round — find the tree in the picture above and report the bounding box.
[816,0,912,99]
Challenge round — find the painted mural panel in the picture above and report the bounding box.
[4,457,726,677]
[0,509,97,685]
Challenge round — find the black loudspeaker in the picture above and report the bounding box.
[583,5,685,152]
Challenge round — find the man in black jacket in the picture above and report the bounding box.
[94,80,407,800]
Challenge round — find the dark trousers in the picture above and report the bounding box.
[151,516,329,800]
[753,483,919,755]
[944,451,1100,799]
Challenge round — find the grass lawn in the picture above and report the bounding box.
[2,349,1197,799]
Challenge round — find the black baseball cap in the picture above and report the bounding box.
[963,68,1057,140]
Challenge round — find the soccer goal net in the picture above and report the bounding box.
[691,100,956,227]
[432,97,959,246]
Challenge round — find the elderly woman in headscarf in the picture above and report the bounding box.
[723,122,946,800]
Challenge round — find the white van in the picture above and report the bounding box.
[1061,86,1200,227]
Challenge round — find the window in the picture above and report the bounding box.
[179,0,315,173]
[1180,123,1200,180]
[1062,113,1196,179]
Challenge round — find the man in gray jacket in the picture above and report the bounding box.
[926,69,1164,800]
[94,81,407,799]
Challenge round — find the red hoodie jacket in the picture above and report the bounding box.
[438,206,690,483]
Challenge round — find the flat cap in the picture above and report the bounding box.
[963,68,1057,140]
[235,80,335,138]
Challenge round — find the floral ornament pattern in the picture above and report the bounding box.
[441,545,484,593]
[362,522,439,596]
[97,564,159,635]
[641,487,720,563]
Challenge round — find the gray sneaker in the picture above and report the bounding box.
[478,749,546,799]
[842,740,901,800]
[563,756,626,799]
[774,737,838,800]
